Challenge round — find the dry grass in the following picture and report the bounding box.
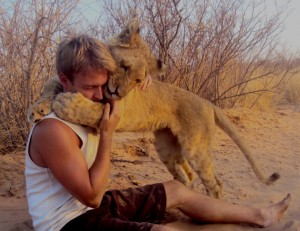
[230,71,300,111]
[234,76,279,111]
[282,73,300,106]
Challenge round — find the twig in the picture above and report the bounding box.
[111,159,143,164]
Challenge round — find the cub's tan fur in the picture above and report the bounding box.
[27,77,63,123]
[29,19,279,198]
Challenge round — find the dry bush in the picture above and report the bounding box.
[0,0,81,154]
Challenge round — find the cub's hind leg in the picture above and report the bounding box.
[182,139,222,198]
[154,128,196,186]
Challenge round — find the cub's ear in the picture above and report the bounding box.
[114,18,141,48]
[149,58,168,77]
[127,18,140,35]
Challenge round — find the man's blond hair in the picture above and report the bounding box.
[56,35,117,81]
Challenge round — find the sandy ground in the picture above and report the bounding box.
[0,105,299,231]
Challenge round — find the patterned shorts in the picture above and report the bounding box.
[61,183,166,231]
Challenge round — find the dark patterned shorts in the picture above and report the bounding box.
[61,183,166,231]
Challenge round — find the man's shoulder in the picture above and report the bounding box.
[32,118,75,141]
[31,114,88,148]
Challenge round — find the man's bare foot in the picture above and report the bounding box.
[259,193,291,228]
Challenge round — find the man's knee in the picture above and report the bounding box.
[163,180,189,209]
[163,180,185,191]
[151,224,180,231]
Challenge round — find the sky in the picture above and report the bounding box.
[278,0,300,53]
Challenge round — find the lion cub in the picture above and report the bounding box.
[29,19,279,198]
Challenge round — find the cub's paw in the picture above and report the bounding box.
[27,98,52,123]
[53,92,101,128]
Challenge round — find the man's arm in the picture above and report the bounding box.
[30,101,120,208]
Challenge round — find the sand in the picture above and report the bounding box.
[0,105,299,230]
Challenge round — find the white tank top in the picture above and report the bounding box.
[25,112,100,231]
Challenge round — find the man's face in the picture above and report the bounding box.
[63,69,108,102]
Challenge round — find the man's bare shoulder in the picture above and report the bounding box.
[30,119,81,167]
[32,118,73,140]
[31,118,80,152]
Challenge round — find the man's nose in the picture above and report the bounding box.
[93,87,103,100]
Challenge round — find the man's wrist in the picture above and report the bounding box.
[99,132,113,143]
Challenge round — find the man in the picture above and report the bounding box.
[25,35,290,231]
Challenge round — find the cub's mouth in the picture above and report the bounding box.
[98,84,122,105]
[103,83,122,101]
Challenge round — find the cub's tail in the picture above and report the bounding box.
[213,106,280,185]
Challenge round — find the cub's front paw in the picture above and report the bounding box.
[53,92,103,128]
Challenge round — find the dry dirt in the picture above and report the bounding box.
[0,106,299,231]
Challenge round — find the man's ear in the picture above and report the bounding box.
[58,73,70,89]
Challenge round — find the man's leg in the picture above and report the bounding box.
[163,180,290,228]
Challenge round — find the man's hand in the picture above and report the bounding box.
[99,100,121,137]
[140,75,152,91]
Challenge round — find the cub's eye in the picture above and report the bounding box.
[135,79,141,83]
[121,64,129,72]
[40,109,44,113]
